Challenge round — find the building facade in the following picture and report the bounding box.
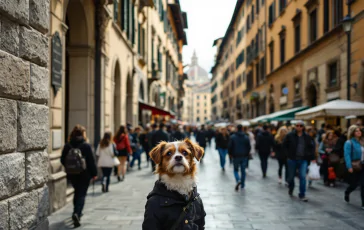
[0,0,50,229]
[48,0,188,213]
[211,0,364,126]
[183,52,211,124]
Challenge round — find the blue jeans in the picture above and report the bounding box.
[288,159,308,198]
[217,148,228,169]
[130,148,142,168]
[233,157,249,188]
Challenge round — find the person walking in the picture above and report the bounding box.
[61,125,97,228]
[228,124,251,191]
[148,124,158,172]
[96,132,117,193]
[139,127,151,167]
[319,130,337,186]
[151,123,169,171]
[114,126,132,182]
[317,123,326,144]
[283,121,315,202]
[130,126,143,170]
[215,127,230,171]
[344,125,364,209]
[273,126,288,184]
[196,125,208,162]
[170,125,186,141]
[256,125,275,178]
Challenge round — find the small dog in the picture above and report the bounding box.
[142,139,206,230]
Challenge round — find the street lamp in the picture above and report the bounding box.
[342,14,353,128]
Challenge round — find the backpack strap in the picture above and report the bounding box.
[170,195,199,230]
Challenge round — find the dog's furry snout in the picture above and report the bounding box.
[175,155,182,161]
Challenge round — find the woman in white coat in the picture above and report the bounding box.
[96,132,117,192]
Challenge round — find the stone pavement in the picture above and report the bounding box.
[49,140,364,230]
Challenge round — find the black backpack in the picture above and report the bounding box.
[65,148,86,174]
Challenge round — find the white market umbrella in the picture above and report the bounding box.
[295,99,364,120]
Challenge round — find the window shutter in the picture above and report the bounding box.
[138,23,141,53]
[124,0,128,32]
[164,10,167,32]
[131,3,135,44]
[113,0,119,22]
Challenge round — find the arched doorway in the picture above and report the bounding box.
[126,74,133,124]
[113,62,121,133]
[307,83,318,107]
[64,0,92,141]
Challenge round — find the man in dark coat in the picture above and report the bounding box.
[147,124,158,171]
[142,181,206,229]
[256,125,275,178]
[151,123,169,171]
[283,121,315,202]
[228,124,251,191]
[170,125,186,141]
[196,125,208,162]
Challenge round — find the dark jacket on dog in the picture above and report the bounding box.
[143,180,206,230]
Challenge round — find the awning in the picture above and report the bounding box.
[139,102,175,118]
[234,119,251,127]
[250,106,308,123]
[295,99,364,120]
[267,106,308,122]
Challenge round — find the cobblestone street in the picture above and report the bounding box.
[49,140,364,230]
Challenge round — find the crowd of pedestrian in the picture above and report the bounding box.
[60,120,364,227]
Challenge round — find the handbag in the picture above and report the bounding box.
[328,153,340,164]
[350,141,362,172]
[113,157,120,166]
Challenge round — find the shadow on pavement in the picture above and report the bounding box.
[49,218,74,230]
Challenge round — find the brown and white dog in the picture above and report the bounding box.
[149,138,204,196]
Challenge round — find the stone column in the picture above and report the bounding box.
[0,0,50,229]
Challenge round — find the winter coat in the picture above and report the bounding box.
[344,138,363,169]
[282,131,315,161]
[256,131,275,155]
[61,137,98,180]
[143,180,206,230]
[171,131,186,141]
[196,130,208,147]
[114,134,133,154]
[228,131,251,158]
[96,144,115,168]
[151,130,170,148]
[333,134,347,158]
[215,133,229,149]
[273,140,286,160]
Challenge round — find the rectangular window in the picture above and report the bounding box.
[261,0,265,5]
[252,5,255,24]
[269,2,275,26]
[294,79,301,96]
[279,0,286,13]
[131,3,135,44]
[333,0,343,27]
[247,15,250,31]
[281,83,286,96]
[280,35,285,64]
[113,0,119,22]
[269,42,274,72]
[323,0,329,33]
[256,0,260,14]
[260,57,266,80]
[328,62,338,87]
[310,9,317,43]
[256,62,260,83]
[294,24,300,54]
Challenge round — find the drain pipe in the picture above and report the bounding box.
[94,0,102,149]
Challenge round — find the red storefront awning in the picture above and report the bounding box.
[139,102,176,118]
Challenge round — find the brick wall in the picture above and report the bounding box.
[0,0,50,229]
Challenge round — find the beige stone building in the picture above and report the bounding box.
[48,0,188,213]
[211,0,364,127]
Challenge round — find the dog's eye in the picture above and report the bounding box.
[166,152,172,156]
[182,151,188,156]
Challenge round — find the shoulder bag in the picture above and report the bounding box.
[350,141,362,172]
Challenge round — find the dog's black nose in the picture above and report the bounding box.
[175,156,182,162]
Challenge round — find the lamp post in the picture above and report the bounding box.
[342,13,353,128]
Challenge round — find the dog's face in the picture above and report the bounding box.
[149,139,204,176]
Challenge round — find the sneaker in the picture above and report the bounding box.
[101,184,106,193]
[300,197,308,202]
[138,166,141,170]
[72,213,81,228]
[278,178,282,184]
[263,173,267,178]
[117,176,121,182]
[222,167,225,172]
[235,182,241,191]
[288,189,293,197]
[345,194,350,203]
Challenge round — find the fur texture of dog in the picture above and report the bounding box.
[149,138,204,196]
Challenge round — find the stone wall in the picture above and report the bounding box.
[0,0,50,229]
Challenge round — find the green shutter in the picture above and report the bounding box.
[121,0,124,30]
[113,0,118,22]
[138,23,141,53]
[131,3,135,44]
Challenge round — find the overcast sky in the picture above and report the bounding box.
[181,0,237,76]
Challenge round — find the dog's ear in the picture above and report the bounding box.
[149,141,167,164]
[184,138,204,161]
